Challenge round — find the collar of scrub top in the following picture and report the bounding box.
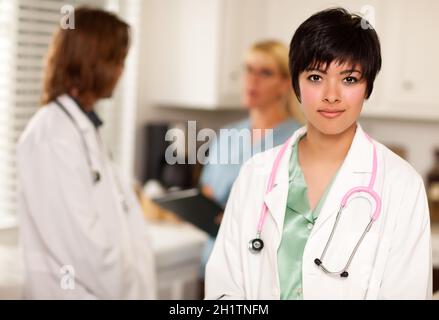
[68,95,103,129]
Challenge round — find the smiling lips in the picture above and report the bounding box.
[318,109,345,119]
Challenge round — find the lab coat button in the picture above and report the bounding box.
[307,223,313,230]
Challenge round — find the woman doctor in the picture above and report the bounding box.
[17,8,156,299]
[205,8,432,300]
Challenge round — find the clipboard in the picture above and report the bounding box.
[152,188,224,237]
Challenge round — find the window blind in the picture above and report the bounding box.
[0,0,135,227]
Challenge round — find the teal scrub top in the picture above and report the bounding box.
[277,138,337,300]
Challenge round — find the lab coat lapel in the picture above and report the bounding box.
[309,124,374,239]
[57,94,104,167]
[263,126,307,234]
[57,94,95,134]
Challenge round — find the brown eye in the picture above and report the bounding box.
[308,75,321,82]
[344,76,358,84]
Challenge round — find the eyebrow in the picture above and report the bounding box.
[307,68,362,75]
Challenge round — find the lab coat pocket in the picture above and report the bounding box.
[342,231,380,299]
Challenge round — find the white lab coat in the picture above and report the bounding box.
[17,95,156,300]
[206,124,432,300]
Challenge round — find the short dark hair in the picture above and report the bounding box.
[289,7,381,101]
[42,7,130,105]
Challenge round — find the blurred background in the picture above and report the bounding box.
[0,0,438,299]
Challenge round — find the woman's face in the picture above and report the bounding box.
[298,61,367,135]
[242,50,290,110]
[103,62,125,98]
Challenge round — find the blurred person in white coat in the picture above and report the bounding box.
[17,7,156,299]
[205,8,432,300]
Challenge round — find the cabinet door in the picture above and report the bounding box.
[146,0,222,108]
[218,0,270,108]
[146,0,268,109]
[265,0,382,42]
[382,0,439,117]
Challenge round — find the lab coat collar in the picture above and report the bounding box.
[263,123,374,234]
[56,94,103,132]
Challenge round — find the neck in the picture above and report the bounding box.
[301,122,357,163]
[249,101,289,130]
[69,90,96,112]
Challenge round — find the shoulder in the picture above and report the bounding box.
[377,141,424,186]
[276,118,301,134]
[222,118,250,131]
[18,101,78,153]
[208,118,249,140]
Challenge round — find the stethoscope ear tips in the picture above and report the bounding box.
[340,271,349,278]
[248,238,264,254]
[314,258,322,266]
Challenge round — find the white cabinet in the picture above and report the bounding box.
[363,0,439,120]
[144,0,269,110]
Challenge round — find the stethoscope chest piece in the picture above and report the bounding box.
[248,238,264,254]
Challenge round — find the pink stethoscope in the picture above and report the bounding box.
[248,132,382,278]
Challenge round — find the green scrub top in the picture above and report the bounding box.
[277,138,337,300]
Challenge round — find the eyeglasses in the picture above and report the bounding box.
[244,65,282,79]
